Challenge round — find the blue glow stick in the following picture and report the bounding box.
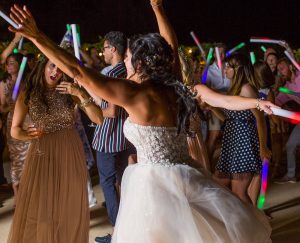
[258,159,269,209]
[12,57,27,101]
[18,37,24,50]
[71,24,81,60]
[0,10,19,29]
[226,42,245,57]
[202,48,214,84]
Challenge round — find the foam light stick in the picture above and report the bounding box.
[278,87,300,97]
[12,57,27,101]
[71,24,81,60]
[76,25,81,48]
[226,42,245,57]
[201,48,214,84]
[250,52,256,64]
[284,50,300,71]
[257,159,269,209]
[18,37,24,51]
[0,10,19,29]
[271,107,300,124]
[260,46,267,52]
[215,47,222,71]
[190,31,206,61]
[250,38,282,45]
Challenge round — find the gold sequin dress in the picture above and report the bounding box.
[8,89,89,243]
[4,81,30,186]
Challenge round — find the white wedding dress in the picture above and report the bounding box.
[112,119,271,243]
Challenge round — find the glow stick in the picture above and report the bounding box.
[0,10,19,29]
[190,31,206,60]
[258,159,269,209]
[71,24,81,60]
[215,47,222,70]
[12,57,27,101]
[278,87,300,97]
[76,25,81,48]
[226,42,245,57]
[271,107,300,124]
[250,52,256,64]
[284,50,300,71]
[202,47,214,83]
[18,37,24,50]
[250,38,282,44]
[261,46,267,52]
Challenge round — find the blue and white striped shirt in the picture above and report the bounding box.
[92,62,131,153]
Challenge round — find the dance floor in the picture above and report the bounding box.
[1,171,300,243]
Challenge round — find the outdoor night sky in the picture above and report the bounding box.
[1,0,300,48]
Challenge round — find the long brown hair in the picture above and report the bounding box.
[226,53,259,95]
[24,56,73,111]
[253,61,275,89]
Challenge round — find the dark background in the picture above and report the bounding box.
[1,0,300,47]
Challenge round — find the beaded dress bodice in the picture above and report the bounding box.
[28,89,75,133]
[123,119,191,166]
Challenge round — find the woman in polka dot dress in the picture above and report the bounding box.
[212,53,271,204]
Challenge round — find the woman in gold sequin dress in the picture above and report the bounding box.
[8,57,103,243]
[0,53,30,205]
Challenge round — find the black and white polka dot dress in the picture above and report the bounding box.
[215,109,261,179]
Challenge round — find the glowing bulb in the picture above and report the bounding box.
[188,49,192,54]
[99,53,103,56]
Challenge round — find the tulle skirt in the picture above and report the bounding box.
[8,129,89,243]
[112,163,271,243]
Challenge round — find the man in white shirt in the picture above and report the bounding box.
[206,43,231,164]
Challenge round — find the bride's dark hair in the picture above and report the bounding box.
[128,33,203,134]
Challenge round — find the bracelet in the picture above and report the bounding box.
[255,98,263,111]
[79,97,93,109]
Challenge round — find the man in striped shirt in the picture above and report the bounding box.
[93,31,135,243]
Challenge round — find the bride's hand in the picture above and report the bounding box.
[8,5,40,41]
[150,0,162,7]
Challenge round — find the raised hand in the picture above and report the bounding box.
[150,0,163,7]
[8,5,39,41]
[56,81,81,97]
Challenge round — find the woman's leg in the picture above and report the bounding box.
[231,177,253,204]
[248,174,261,206]
[212,174,231,189]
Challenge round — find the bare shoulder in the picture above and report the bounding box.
[240,84,257,98]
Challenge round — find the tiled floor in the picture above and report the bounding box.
[1,176,300,243]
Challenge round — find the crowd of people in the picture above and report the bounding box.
[0,0,299,242]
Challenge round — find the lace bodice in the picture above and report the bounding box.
[124,119,191,166]
[28,89,75,133]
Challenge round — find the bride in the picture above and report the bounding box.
[9,3,275,243]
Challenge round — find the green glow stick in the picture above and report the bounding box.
[250,52,256,64]
[261,46,267,52]
[279,87,300,97]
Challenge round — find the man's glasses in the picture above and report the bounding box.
[102,45,112,51]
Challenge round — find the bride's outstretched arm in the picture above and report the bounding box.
[151,0,180,77]
[9,5,138,108]
[194,84,279,114]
